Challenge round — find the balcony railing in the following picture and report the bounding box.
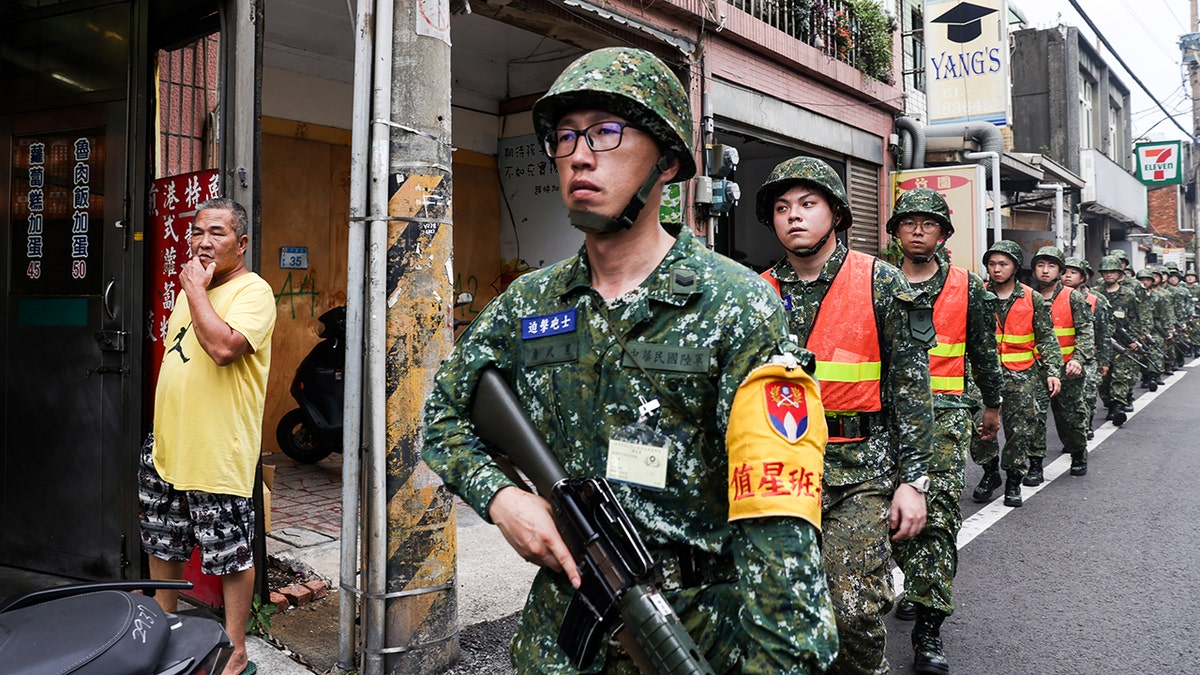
[727,0,895,82]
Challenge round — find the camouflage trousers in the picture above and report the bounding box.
[1082,361,1100,423]
[1100,350,1140,408]
[822,473,895,675]
[892,407,969,615]
[971,367,1043,475]
[1032,366,1089,458]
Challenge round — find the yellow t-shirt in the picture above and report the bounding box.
[153,272,276,498]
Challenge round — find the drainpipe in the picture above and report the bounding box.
[340,0,374,669]
[1037,183,1065,250]
[364,0,394,671]
[893,116,926,170]
[966,150,1002,244]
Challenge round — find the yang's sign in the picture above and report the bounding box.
[924,0,1009,127]
[1134,141,1183,187]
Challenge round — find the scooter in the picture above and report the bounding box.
[276,294,473,464]
[277,306,345,464]
[0,580,232,674]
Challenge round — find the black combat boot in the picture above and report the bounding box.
[1109,405,1127,426]
[895,597,916,620]
[1023,456,1044,486]
[1004,470,1023,507]
[912,606,950,674]
[1070,451,1087,476]
[972,459,1002,502]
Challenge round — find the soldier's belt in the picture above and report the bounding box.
[824,412,881,440]
[653,546,736,592]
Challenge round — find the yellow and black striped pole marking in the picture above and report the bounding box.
[383,169,458,673]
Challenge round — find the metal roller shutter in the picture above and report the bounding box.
[846,160,881,254]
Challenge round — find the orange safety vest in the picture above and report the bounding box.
[1083,289,1098,314]
[763,252,883,430]
[996,284,1037,371]
[1048,289,1076,362]
[929,267,969,395]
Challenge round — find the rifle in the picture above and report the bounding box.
[1110,338,1149,370]
[470,366,716,675]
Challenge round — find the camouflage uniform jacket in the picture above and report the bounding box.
[1041,284,1096,366]
[423,227,836,673]
[1169,283,1193,324]
[1099,282,1150,347]
[987,280,1064,380]
[1088,289,1114,366]
[765,241,934,487]
[908,259,1004,411]
[1151,287,1176,336]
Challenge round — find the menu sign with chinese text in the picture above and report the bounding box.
[10,130,105,295]
[146,169,220,401]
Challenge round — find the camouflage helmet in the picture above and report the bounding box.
[1136,268,1155,280]
[984,240,1024,268]
[1098,255,1123,272]
[1169,266,1183,277]
[1186,267,1198,279]
[886,187,953,236]
[531,48,696,181]
[1165,261,1179,270]
[755,156,852,230]
[1064,256,1087,274]
[1109,249,1130,263]
[1031,245,1066,270]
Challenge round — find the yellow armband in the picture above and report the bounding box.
[727,361,827,530]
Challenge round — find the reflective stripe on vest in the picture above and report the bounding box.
[1037,289,1076,363]
[929,266,969,395]
[996,284,1037,371]
[806,251,883,425]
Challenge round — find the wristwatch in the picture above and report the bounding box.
[906,475,931,493]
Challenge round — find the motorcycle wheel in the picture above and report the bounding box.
[277,409,334,463]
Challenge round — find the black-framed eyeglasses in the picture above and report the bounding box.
[896,218,941,233]
[543,121,637,159]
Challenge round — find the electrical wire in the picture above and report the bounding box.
[1065,0,1198,142]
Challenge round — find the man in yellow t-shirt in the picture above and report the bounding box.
[139,197,275,675]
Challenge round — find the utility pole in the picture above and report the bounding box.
[1191,0,1200,265]
[373,0,457,671]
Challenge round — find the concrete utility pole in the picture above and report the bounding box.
[1191,0,1200,262]
[376,0,457,671]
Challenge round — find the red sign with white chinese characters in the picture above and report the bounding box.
[145,169,221,409]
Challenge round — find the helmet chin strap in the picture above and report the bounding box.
[568,156,670,235]
[788,212,841,258]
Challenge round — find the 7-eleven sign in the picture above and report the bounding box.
[1135,141,1183,187]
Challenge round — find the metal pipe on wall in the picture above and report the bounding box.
[364,0,395,671]
[339,0,375,668]
[1037,183,1065,251]
[966,151,1002,244]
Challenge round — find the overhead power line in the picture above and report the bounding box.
[1065,0,1198,143]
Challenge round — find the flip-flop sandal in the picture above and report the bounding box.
[239,662,257,675]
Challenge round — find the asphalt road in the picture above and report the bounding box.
[886,357,1200,674]
[446,357,1200,674]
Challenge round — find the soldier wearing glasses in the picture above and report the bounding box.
[885,188,1003,675]
[422,48,837,673]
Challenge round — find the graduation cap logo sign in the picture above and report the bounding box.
[932,1,998,44]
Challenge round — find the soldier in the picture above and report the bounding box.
[1098,256,1148,425]
[1165,267,1194,362]
[970,241,1063,507]
[1138,268,1172,386]
[1028,247,1095,477]
[1063,257,1111,440]
[758,157,933,675]
[421,48,838,673]
[885,189,1003,675]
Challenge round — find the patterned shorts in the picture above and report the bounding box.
[138,435,255,575]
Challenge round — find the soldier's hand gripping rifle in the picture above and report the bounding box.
[470,366,716,675]
[1110,337,1150,370]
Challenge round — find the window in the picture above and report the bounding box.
[1079,76,1095,149]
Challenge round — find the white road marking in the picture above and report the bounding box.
[892,358,1196,595]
